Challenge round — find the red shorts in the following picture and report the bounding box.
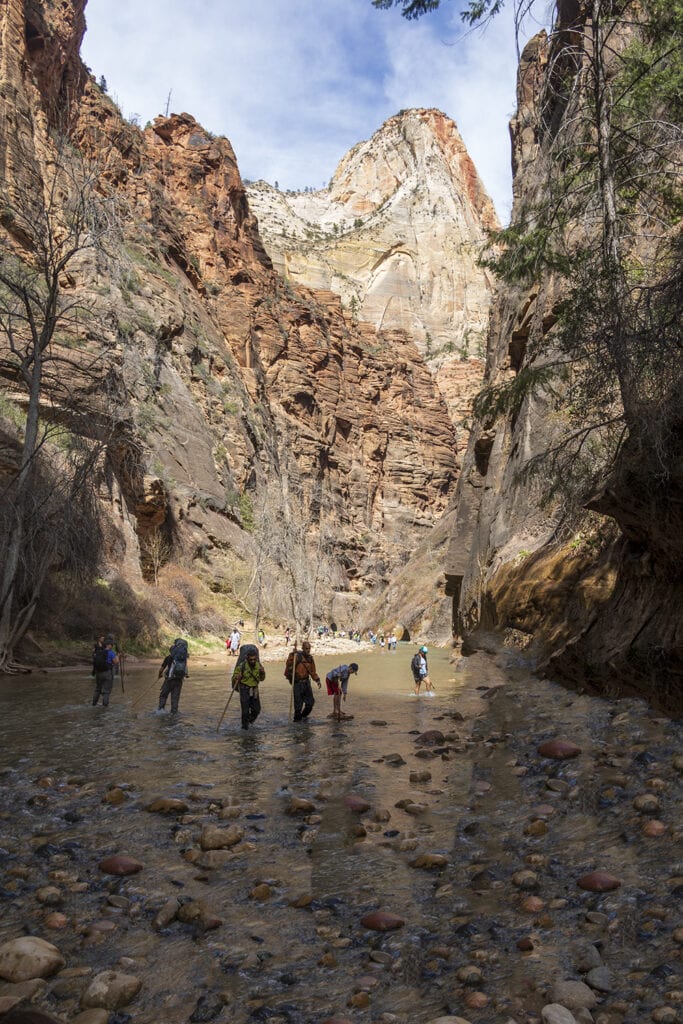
[326,675,340,696]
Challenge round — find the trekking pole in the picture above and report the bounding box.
[131,673,162,709]
[216,687,236,732]
[119,650,125,694]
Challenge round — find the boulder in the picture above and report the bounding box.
[80,970,142,1010]
[0,936,65,982]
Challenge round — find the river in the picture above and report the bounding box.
[0,645,680,1023]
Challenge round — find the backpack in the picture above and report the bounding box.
[167,639,189,680]
[93,648,109,673]
[410,653,422,676]
[236,643,259,668]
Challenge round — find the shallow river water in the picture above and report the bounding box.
[0,646,680,1024]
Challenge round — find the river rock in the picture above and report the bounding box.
[360,911,405,931]
[286,797,316,814]
[176,900,222,929]
[642,819,667,836]
[36,886,63,906]
[197,850,235,869]
[571,941,603,972]
[0,936,65,982]
[410,770,432,783]
[425,1018,473,1024]
[512,870,539,891]
[538,739,582,759]
[585,965,614,992]
[541,1007,578,1024]
[415,730,445,746]
[633,793,660,813]
[44,912,69,930]
[147,797,189,814]
[410,853,448,870]
[80,970,141,1010]
[343,794,371,813]
[97,855,143,876]
[72,1010,110,1024]
[549,979,598,1010]
[577,871,621,892]
[250,883,272,900]
[102,787,126,806]
[199,824,244,850]
[464,991,488,1008]
[152,897,180,930]
[384,753,406,765]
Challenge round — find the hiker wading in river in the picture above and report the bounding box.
[284,640,320,722]
[325,662,358,721]
[232,648,265,730]
[91,636,118,707]
[157,638,189,713]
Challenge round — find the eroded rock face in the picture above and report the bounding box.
[247,108,498,430]
[0,0,462,619]
[444,18,682,716]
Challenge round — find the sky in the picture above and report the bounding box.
[80,0,546,224]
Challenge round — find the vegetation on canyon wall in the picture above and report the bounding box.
[0,141,123,670]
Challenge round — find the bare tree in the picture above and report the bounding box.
[0,138,121,670]
[141,528,172,586]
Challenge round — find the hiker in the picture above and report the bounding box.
[157,638,189,713]
[92,637,118,706]
[325,662,358,720]
[232,647,265,729]
[257,628,267,647]
[410,645,432,696]
[229,628,241,657]
[284,640,320,722]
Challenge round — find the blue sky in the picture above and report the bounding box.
[81,0,544,223]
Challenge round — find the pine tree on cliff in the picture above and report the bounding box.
[375,0,682,514]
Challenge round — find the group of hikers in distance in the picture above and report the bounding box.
[90,632,433,726]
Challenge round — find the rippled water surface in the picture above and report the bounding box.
[0,646,680,1023]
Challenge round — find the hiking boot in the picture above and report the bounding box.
[293,714,302,721]
[241,722,249,730]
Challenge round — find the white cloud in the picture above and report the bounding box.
[81,0,542,222]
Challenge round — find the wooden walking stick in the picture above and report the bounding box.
[118,649,125,694]
[216,686,236,732]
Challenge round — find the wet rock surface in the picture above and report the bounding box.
[0,651,680,1023]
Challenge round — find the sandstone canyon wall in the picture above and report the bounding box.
[445,15,682,715]
[0,0,483,642]
[246,108,498,435]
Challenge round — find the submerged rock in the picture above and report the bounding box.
[360,910,405,931]
[537,739,582,759]
[0,936,65,982]
[343,794,371,813]
[97,855,143,876]
[576,871,621,892]
[80,970,141,1010]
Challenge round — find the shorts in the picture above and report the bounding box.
[326,675,340,696]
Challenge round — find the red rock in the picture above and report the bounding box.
[360,910,405,931]
[343,794,371,813]
[577,871,621,892]
[642,819,667,837]
[98,855,143,876]
[517,936,534,951]
[537,739,582,759]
